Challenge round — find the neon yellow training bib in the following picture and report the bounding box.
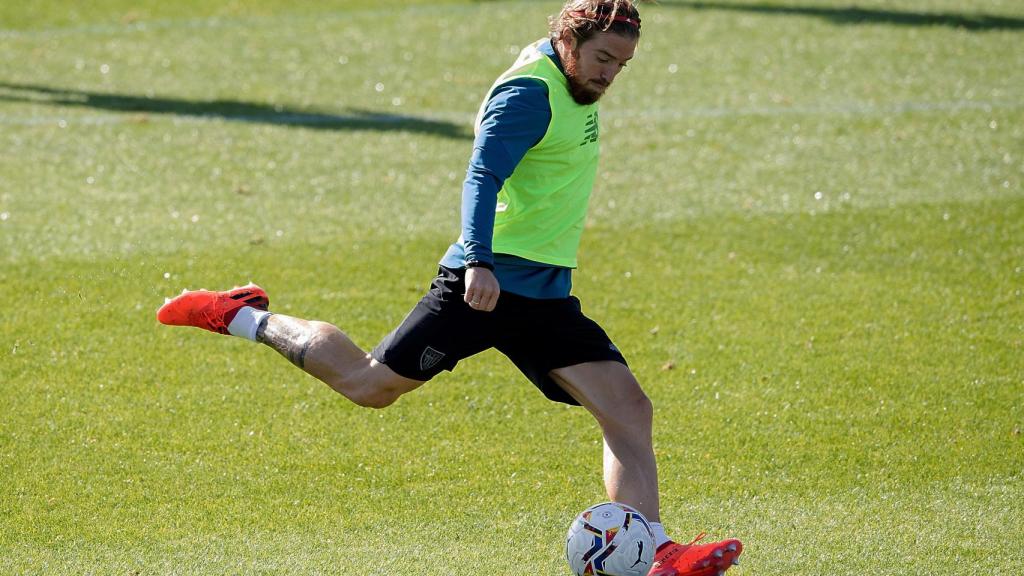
[474,39,600,268]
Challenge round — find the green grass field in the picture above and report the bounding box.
[1,0,1022,574]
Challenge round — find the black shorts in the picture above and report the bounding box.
[371,266,627,405]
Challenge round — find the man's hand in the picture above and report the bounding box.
[464,267,500,312]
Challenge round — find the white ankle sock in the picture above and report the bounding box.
[650,522,671,547]
[227,306,273,341]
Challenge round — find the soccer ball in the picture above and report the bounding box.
[566,502,655,576]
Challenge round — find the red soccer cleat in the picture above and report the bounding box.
[157,283,269,335]
[647,533,742,576]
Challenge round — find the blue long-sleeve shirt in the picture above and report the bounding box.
[440,39,574,299]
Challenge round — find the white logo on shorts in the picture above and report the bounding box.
[419,346,446,371]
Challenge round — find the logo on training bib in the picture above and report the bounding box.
[580,111,599,146]
[419,346,446,371]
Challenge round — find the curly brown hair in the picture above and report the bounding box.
[549,0,642,45]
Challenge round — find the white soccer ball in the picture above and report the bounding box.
[566,502,656,576]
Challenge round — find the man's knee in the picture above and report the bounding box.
[350,384,403,409]
[552,362,653,426]
[333,362,422,409]
[592,373,653,429]
[614,385,653,425]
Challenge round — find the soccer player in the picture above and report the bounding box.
[158,1,742,574]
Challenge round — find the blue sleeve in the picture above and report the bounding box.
[461,78,551,265]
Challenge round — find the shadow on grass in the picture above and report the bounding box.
[0,81,471,139]
[659,1,1024,32]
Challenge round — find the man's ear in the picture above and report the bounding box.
[557,30,578,54]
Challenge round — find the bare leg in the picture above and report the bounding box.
[257,315,424,408]
[550,361,660,522]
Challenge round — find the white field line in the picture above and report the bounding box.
[0,99,1019,128]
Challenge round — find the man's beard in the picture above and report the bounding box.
[564,53,607,105]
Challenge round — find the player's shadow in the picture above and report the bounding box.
[0,81,470,139]
[660,1,1024,32]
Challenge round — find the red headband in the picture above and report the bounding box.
[569,9,641,29]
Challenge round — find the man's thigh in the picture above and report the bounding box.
[495,295,627,405]
[548,360,646,416]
